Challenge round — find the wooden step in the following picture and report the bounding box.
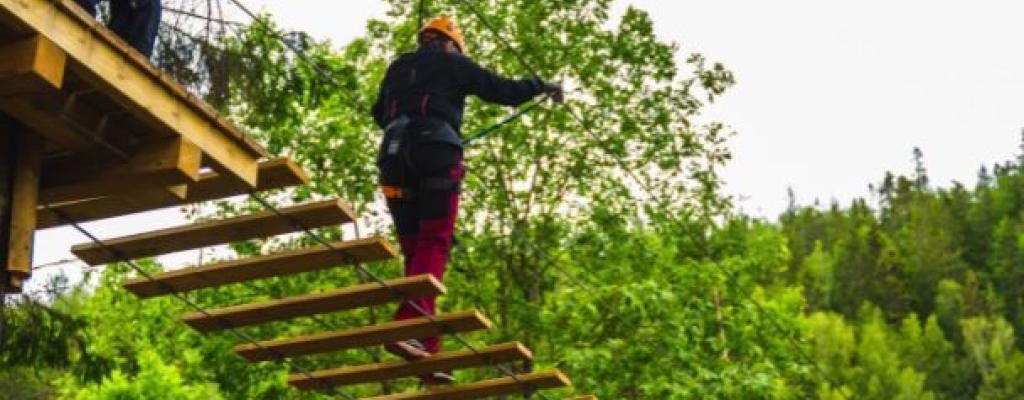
[234,310,492,362]
[361,370,571,400]
[122,237,396,299]
[71,199,354,265]
[288,342,532,390]
[37,158,308,229]
[183,274,444,333]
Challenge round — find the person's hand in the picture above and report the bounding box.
[541,81,565,103]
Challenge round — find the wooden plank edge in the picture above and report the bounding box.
[287,342,532,390]
[233,310,493,362]
[121,237,397,298]
[182,274,445,332]
[36,157,308,229]
[360,371,571,400]
[69,198,355,265]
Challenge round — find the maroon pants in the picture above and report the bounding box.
[383,143,464,353]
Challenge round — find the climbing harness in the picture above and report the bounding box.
[378,115,463,200]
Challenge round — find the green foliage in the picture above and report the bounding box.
[10,1,1024,399]
[61,350,224,400]
[782,144,1024,398]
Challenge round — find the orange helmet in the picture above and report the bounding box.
[419,16,466,53]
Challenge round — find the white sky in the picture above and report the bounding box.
[26,1,1024,290]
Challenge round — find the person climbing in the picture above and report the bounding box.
[373,16,563,385]
[74,0,162,57]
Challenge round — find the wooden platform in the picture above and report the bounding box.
[234,310,493,362]
[289,342,532,390]
[0,0,270,293]
[0,0,267,187]
[183,274,444,333]
[71,199,355,265]
[122,237,396,298]
[361,371,571,400]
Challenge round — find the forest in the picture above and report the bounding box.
[2,1,1024,399]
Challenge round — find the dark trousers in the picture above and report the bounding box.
[75,0,162,57]
[380,138,465,354]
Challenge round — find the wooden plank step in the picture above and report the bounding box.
[37,158,308,229]
[183,274,444,333]
[234,310,492,362]
[122,237,396,299]
[361,370,571,400]
[288,342,532,390]
[71,199,354,265]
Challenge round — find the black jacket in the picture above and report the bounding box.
[372,47,544,133]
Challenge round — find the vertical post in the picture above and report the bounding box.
[0,116,14,294]
[8,130,43,284]
[0,115,15,350]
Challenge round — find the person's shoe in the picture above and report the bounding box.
[420,371,456,386]
[384,339,431,361]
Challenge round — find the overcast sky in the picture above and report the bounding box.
[27,1,1024,290]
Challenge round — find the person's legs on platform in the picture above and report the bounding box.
[109,0,161,57]
[392,142,465,354]
[74,0,99,16]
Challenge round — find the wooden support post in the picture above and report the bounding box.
[38,136,201,204]
[0,116,14,293]
[6,130,42,283]
[0,35,66,96]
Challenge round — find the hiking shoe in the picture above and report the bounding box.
[421,371,456,386]
[384,339,430,361]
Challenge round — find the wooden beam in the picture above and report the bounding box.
[0,35,66,96]
[233,310,493,362]
[72,199,355,265]
[0,0,265,187]
[288,342,532,390]
[0,96,91,151]
[361,371,571,400]
[37,158,308,229]
[184,274,443,332]
[121,237,396,298]
[186,157,310,200]
[39,136,201,204]
[6,131,42,279]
